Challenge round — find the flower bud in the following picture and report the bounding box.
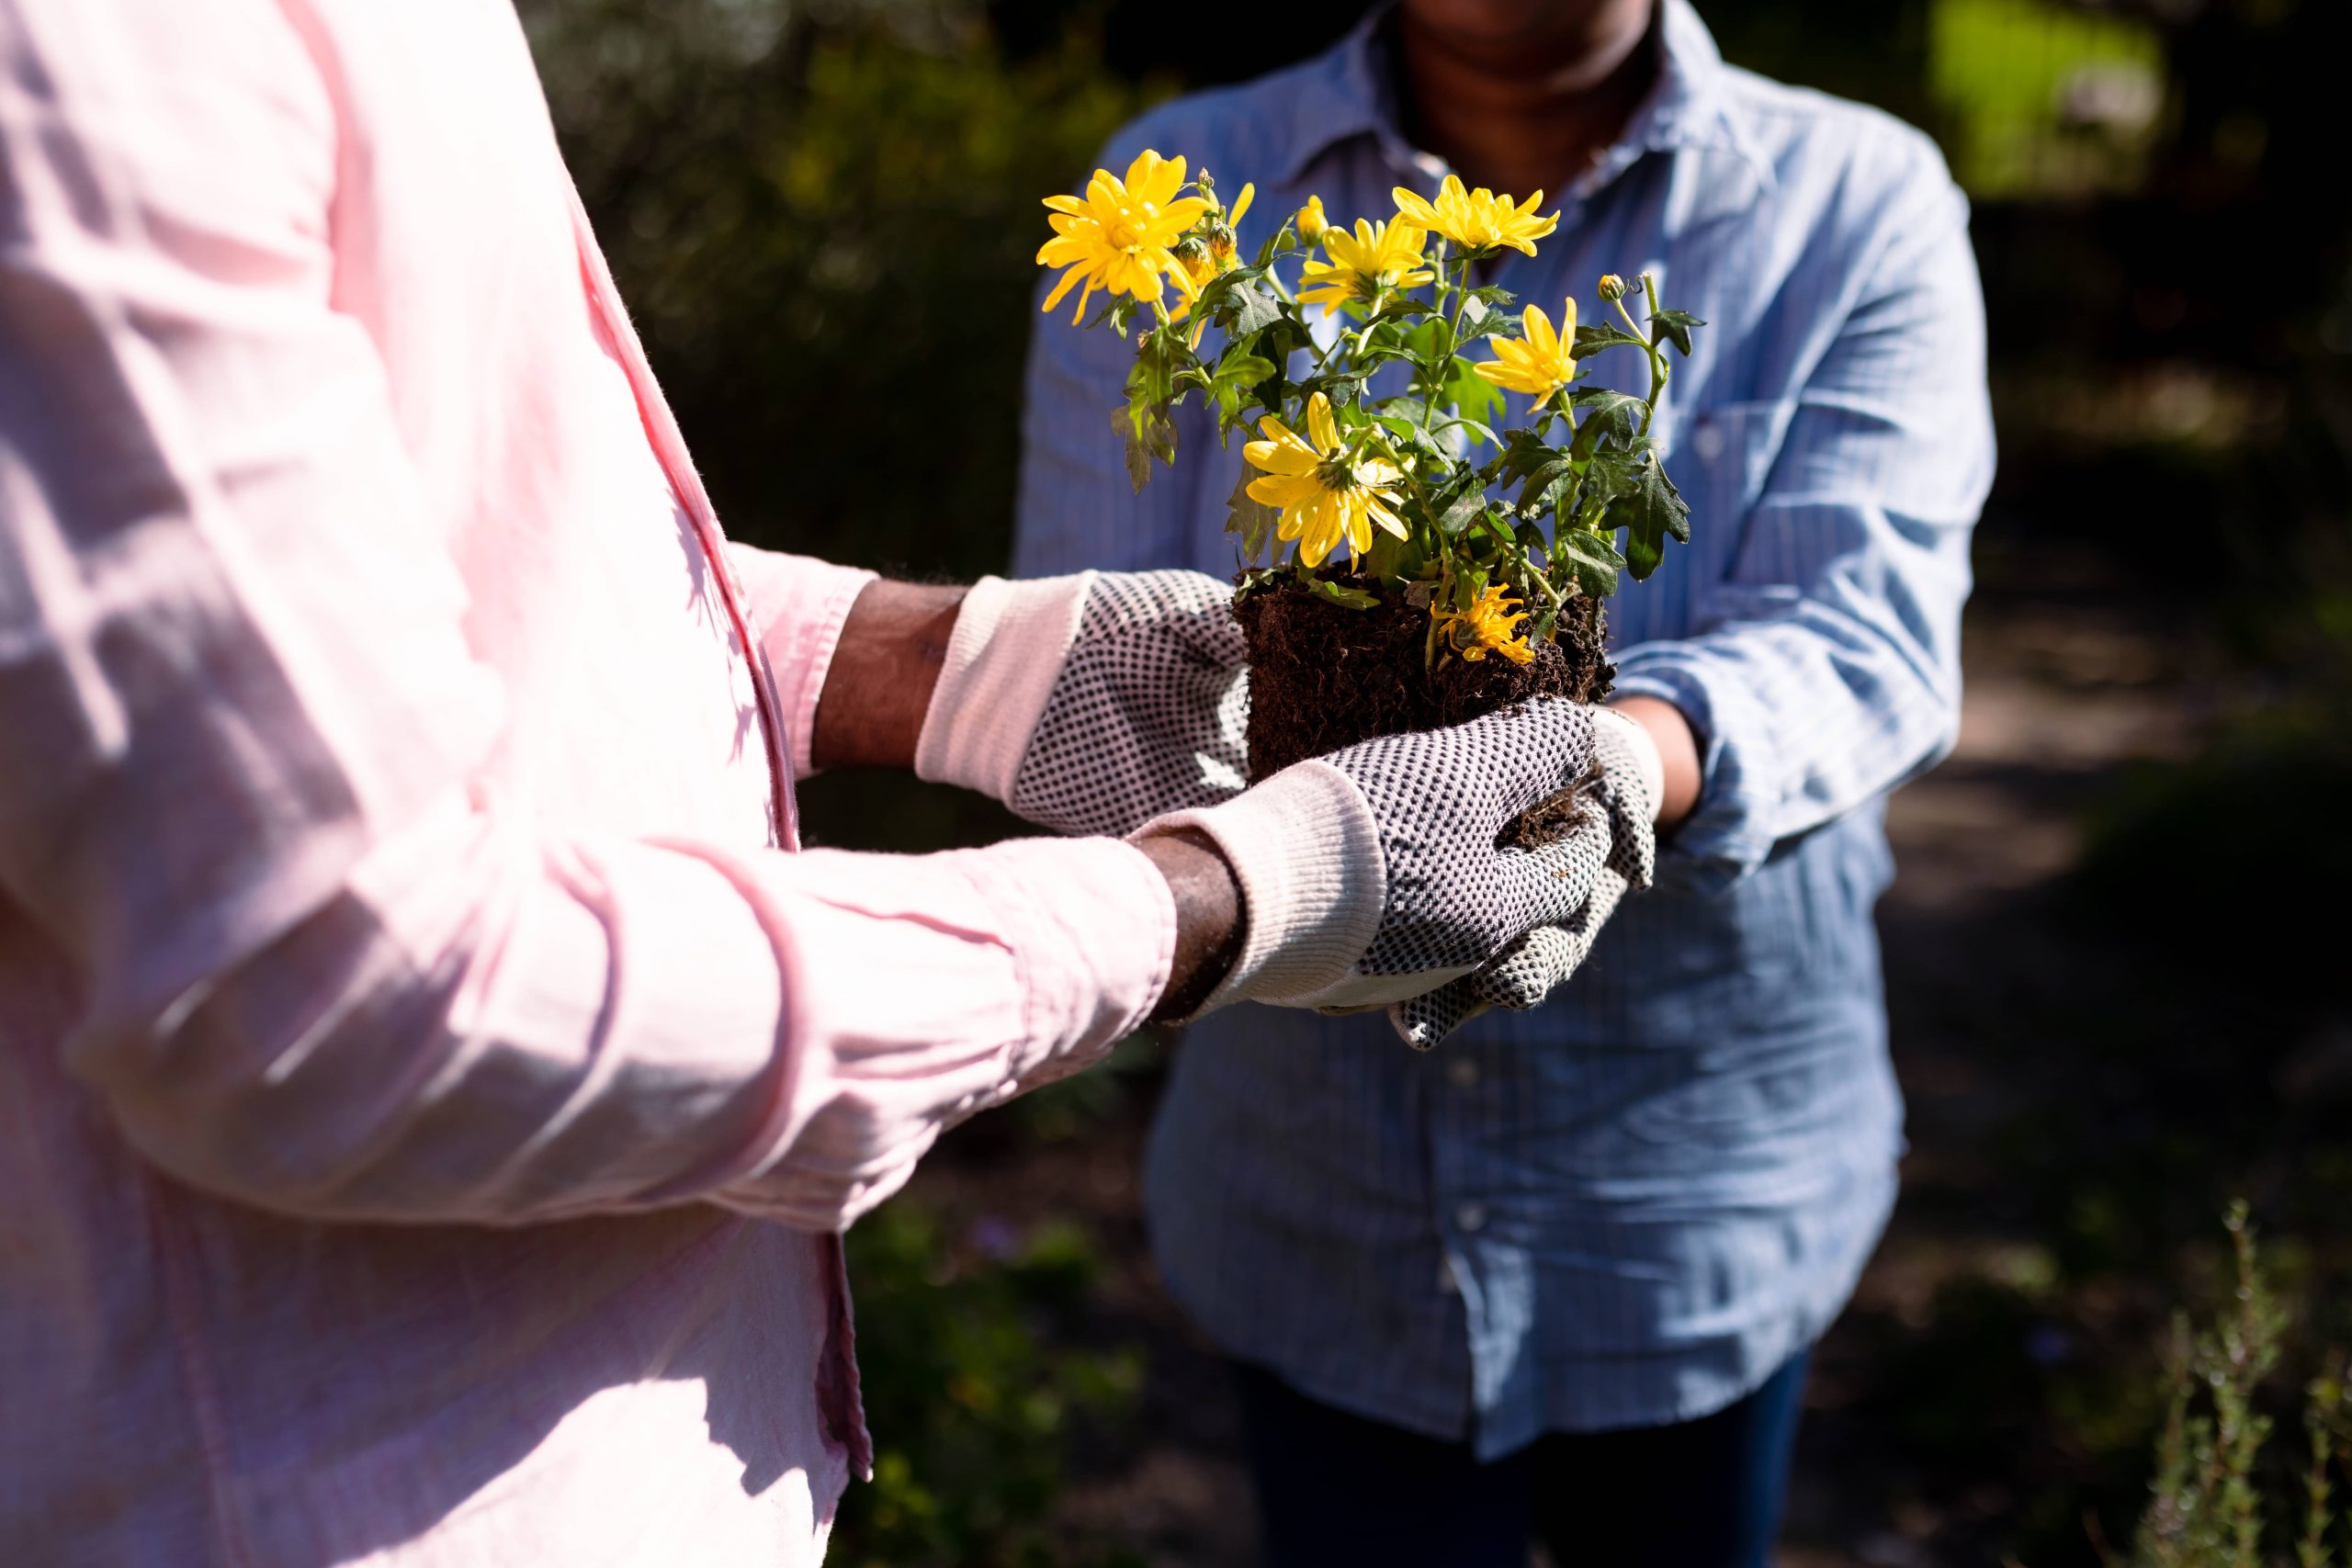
[1597,273,1626,302]
[1296,194,1329,243]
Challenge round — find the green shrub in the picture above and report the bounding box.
[2124,1205,2350,1568]
[830,1202,1144,1568]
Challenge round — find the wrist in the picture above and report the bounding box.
[1133,760,1385,1017]
[1136,829,1243,1021]
[1604,694,1701,829]
[809,579,967,772]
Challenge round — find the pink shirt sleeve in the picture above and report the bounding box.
[726,545,876,778]
[0,0,1173,1233]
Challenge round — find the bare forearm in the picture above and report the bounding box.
[808,579,1243,1014]
[808,579,967,773]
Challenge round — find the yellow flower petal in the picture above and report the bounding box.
[1306,392,1338,453]
[1522,303,1555,357]
[1392,186,1441,227]
[1243,439,1320,476]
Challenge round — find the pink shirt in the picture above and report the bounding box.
[0,2,1176,1562]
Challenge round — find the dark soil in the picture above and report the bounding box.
[1234,578,1614,780]
[1235,578,1613,847]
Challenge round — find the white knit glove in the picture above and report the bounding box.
[915,570,1248,837]
[1385,705,1660,1048]
[1133,699,1612,1015]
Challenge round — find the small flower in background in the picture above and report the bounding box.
[1170,236,1217,292]
[1434,584,1536,664]
[1392,173,1559,256]
[1204,177,1252,266]
[1474,296,1579,400]
[1035,149,1209,321]
[1243,391,1408,569]
[1298,218,1434,316]
[966,1215,1021,1262]
[1295,194,1329,243]
[1166,237,1217,344]
[1597,273,1626,301]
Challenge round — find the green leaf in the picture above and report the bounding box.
[1603,451,1689,580]
[1226,281,1282,336]
[1226,466,1278,562]
[1117,406,1150,492]
[1435,415,1500,450]
[1571,321,1648,360]
[1366,296,1434,326]
[1302,575,1379,611]
[1652,308,1705,357]
[1465,284,1519,311]
[1113,398,1176,493]
[1435,486,1487,536]
[1213,351,1277,393]
[1539,465,1580,524]
[1553,527,1624,598]
[1312,371,1368,407]
[1496,428,1560,483]
[1363,522,1426,583]
[1441,355,1506,435]
[1568,390,1645,457]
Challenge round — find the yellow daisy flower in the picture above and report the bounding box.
[1297,219,1434,317]
[1434,585,1536,664]
[1037,150,1211,321]
[1390,174,1560,256]
[1243,392,1409,569]
[1473,296,1579,400]
[1295,194,1329,243]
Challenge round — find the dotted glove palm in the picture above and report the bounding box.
[1385,707,1658,1047]
[1135,699,1616,1014]
[915,570,1249,837]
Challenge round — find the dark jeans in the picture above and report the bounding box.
[1230,1350,1811,1568]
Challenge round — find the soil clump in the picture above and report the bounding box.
[1235,578,1614,848]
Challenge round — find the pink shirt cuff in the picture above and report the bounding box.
[727,545,877,777]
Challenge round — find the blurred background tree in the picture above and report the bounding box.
[519,1,2351,1560]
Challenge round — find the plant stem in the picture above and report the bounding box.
[1610,294,1669,439]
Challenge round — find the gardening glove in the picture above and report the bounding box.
[1386,705,1662,1048]
[1130,698,1612,1016]
[914,570,1249,838]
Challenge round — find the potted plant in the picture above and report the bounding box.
[1039,152,1701,837]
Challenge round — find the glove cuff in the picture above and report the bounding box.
[915,572,1097,800]
[1593,704,1666,823]
[1132,760,1385,1018]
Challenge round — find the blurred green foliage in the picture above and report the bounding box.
[831,1203,1144,1567]
[522,0,1140,583]
[1929,0,2165,197]
[2127,1207,2349,1568]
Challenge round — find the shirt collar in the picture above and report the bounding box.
[1272,0,1775,196]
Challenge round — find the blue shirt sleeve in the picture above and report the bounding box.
[1612,136,1994,892]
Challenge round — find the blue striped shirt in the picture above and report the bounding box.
[1015,0,1994,1455]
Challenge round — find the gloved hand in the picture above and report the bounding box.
[1132,698,1618,1015]
[914,570,1248,838]
[1385,705,1660,1048]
